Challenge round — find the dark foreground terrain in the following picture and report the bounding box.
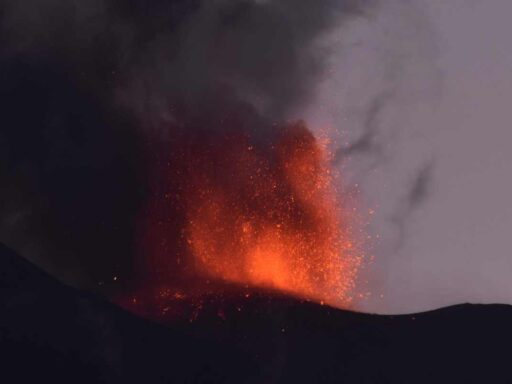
[1,243,511,383]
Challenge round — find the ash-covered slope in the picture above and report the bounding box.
[1,242,511,383]
[0,243,253,383]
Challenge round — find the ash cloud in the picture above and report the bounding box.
[391,160,435,250]
[335,90,395,163]
[0,0,371,292]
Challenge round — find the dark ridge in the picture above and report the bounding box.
[1,243,511,383]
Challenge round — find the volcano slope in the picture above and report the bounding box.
[0,242,511,383]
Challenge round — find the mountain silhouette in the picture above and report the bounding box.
[1,242,510,383]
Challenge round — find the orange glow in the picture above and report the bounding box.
[184,123,360,307]
[122,121,362,319]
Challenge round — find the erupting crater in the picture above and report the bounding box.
[121,121,362,321]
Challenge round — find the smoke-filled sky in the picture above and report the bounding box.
[305,0,512,313]
[1,0,511,314]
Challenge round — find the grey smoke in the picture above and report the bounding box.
[0,0,373,291]
[407,161,434,211]
[391,160,435,251]
[335,90,395,162]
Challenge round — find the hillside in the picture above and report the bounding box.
[1,243,510,383]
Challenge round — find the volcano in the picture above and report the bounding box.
[1,243,511,383]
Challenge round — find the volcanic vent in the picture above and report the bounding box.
[120,118,363,321]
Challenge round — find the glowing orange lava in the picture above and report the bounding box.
[184,123,360,307]
[125,120,361,318]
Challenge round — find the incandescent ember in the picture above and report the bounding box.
[118,120,362,322]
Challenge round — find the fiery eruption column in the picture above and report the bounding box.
[130,121,361,316]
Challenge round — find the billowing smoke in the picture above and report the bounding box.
[0,0,370,302]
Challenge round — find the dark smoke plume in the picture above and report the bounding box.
[0,0,370,294]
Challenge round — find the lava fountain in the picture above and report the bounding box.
[122,120,362,320]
